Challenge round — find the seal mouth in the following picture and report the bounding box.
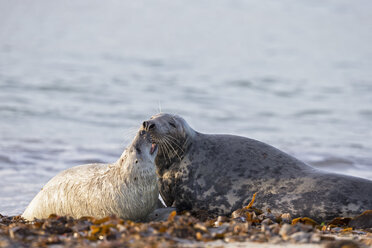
[150,143,158,155]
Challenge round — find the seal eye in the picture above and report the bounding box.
[169,122,176,128]
[135,160,138,164]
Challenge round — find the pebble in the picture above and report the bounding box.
[261,218,273,225]
[310,233,321,243]
[324,240,361,248]
[269,235,282,244]
[290,231,311,243]
[0,201,371,247]
[281,213,292,223]
[279,223,296,240]
[269,223,280,235]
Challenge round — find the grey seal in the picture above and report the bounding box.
[141,113,372,222]
[22,130,159,221]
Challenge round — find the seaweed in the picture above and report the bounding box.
[0,194,371,247]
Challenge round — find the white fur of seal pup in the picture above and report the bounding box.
[22,130,159,221]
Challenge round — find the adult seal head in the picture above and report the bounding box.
[142,113,372,222]
[22,130,159,221]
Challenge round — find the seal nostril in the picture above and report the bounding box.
[149,123,155,129]
[142,121,148,129]
[136,147,141,154]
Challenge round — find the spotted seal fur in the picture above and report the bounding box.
[142,113,372,221]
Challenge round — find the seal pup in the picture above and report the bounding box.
[142,113,372,222]
[22,130,159,221]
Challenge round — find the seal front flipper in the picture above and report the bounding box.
[159,178,175,207]
[146,207,177,222]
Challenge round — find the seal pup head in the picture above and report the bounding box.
[119,130,160,220]
[141,113,195,173]
[119,130,159,174]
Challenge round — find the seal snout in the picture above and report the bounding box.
[142,121,156,131]
[139,129,158,156]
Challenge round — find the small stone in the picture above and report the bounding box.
[209,224,229,238]
[0,238,10,247]
[232,217,246,223]
[290,231,311,243]
[324,240,361,248]
[265,212,277,222]
[269,223,280,234]
[269,236,282,244]
[258,214,265,221]
[279,223,296,240]
[297,223,314,232]
[117,224,127,232]
[310,233,321,243]
[320,235,336,241]
[258,212,275,221]
[352,230,366,235]
[261,224,270,232]
[331,227,343,232]
[261,218,273,225]
[281,213,291,223]
[216,216,228,223]
[250,233,267,242]
[231,209,245,219]
[193,223,208,233]
[48,245,65,248]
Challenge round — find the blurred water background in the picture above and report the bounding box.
[0,0,371,215]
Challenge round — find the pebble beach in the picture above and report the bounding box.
[1,197,371,247]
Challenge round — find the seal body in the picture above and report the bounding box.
[142,113,372,221]
[22,130,159,221]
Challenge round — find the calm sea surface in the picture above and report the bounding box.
[0,0,371,215]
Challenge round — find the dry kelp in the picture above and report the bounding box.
[0,195,371,247]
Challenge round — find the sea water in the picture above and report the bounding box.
[0,0,371,215]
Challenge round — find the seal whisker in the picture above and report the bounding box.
[162,136,182,161]
[122,128,140,145]
[164,134,185,153]
[161,137,180,162]
[162,137,175,156]
[159,137,172,163]
[157,101,162,114]
[159,142,170,162]
[163,133,181,142]
[150,134,169,162]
